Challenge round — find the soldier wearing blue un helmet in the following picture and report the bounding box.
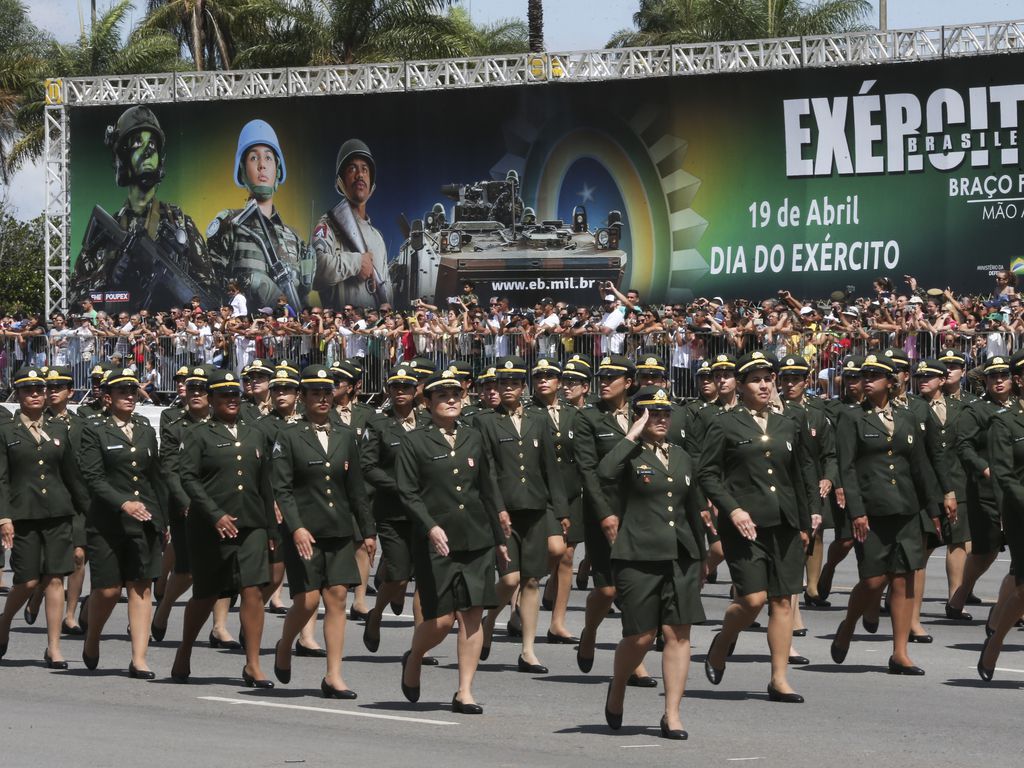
[206,119,315,311]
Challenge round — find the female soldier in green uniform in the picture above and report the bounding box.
[598,387,705,739]
[0,368,88,667]
[362,366,431,653]
[699,351,818,703]
[271,365,376,698]
[830,354,941,675]
[172,369,276,686]
[979,351,1024,680]
[396,369,508,714]
[79,368,167,678]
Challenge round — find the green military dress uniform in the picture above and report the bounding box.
[0,406,88,584]
[45,368,90,551]
[598,426,707,637]
[271,414,375,596]
[836,395,942,579]
[160,404,208,576]
[988,397,1024,584]
[79,409,167,589]
[207,204,314,308]
[957,392,1011,556]
[475,400,568,580]
[527,395,584,546]
[698,402,815,597]
[362,403,431,582]
[395,404,503,620]
[783,398,837,526]
[179,398,275,600]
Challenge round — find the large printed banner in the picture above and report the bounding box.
[68,53,1024,313]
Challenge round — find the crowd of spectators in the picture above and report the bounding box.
[2,270,1020,402]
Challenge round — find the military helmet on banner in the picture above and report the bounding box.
[104,105,166,188]
[234,119,286,189]
[335,138,376,196]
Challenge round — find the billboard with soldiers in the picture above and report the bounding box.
[67,51,1024,313]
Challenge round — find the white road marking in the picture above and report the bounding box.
[199,696,458,725]
[727,757,766,761]
[620,745,660,749]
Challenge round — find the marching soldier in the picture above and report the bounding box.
[598,387,706,738]
[949,355,1016,620]
[362,366,431,652]
[527,358,583,643]
[172,369,276,687]
[683,359,723,581]
[448,360,483,420]
[78,367,167,678]
[78,362,114,419]
[240,359,275,421]
[206,119,314,308]
[699,351,818,703]
[396,369,507,714]
[0,368,89,668]
[477,356,568,674]
[271,365,376,698]
[634,354,688,446]
[830,354,941,676]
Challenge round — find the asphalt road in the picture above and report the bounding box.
[0,549,1019,768]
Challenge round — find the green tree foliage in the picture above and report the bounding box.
[3,0,181,178]
[608,0,871,47]
[0,204,45,314]
[234,0,465,67]
[446,6,528,56]
[143,0,256,70]
[0,0,47,182]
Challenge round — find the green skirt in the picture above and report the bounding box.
[565,495,584,546]
[282,535,360,597]
[612,555,706,637]
[966,483,1004,555]
[854,513,925,579]
[87,525,160,589]
[720,522,804,599]
[187,519,270,600]
[377,519,415,583]
[11,517,74,583]
[413,542,496,620]
[583,513,613,588]
[503,508,559,580]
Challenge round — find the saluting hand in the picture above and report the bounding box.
[428,526,449,557]
[293,527,316,559]
[498,511,512,540]
[121,501,152,522]
[216,514,239,539]
[625,409,648,442]
[729,508,757,541]
[852,516,870,543]
[1,521,13,550]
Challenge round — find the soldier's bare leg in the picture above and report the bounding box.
[404,614,456,694]
[171,595,217,679]
[43,575,66,663]
[834,575,887,654]
[211,596,236,643]
[818,537,854,600]
[910,544,934,637]
[0,579,39,652]
[351,546,371,615]
[980,581,1024,675]
[519,576,543,666]
[767,596,798,694]
[607,630,657,720]
[661,624,691,731]
[483,570,520,651]
[321,584,351,691]
[64,547,87,629]
[578,585,614,669]
[945,542,968,601]
[548,544,576,639]
[455,607,484,705]
[707,591,766,674]
[126,579,153,672]
[239,584,268,682]
[949,551,998,611]
[83,586,121,664]
[889,572,917,668]
[365,578,409,651]
[805,530,825,598]
[262,562,286,610]
[275,590,320,679]
[153,572,192,635]
[298,609,321,650]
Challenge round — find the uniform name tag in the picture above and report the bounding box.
[308,460,324,466]
[216,442,231,448]
[7,440,20,447]
[1013,436,1024,443]
[637,468,655,476]
[107,444,123,450]
[737,439,751,446]
[597,432,614,438]
[388,441,401,448]
[431,454,448,461]
[863,433,880,438]
[499,437,515,443]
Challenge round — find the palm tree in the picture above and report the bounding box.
[4,0,180,175]
[527,0,543,52]
[608,0,871,47]
[447,6,528,57]
[0,0,47,182]
[234,0,463,68]
[142,0,253,70]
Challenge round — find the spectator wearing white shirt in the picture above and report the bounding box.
[599,297,626,355]
[537,297,561,358]
[227,280,248,318]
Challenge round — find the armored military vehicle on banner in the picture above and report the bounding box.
[389,170,627,309]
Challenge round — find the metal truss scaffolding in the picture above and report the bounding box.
[42,18,1024,314]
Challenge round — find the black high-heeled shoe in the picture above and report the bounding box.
[908,632,933,644]
[44,650,68,670]
[517,655,548,674]
[792,628,807,637]
[576,628,595,673]
[546,630,579,644]
[604,681,622,731]
[23,603,38,626]
[170,663,190,684]
[363,611,382,653]
[451,693,483,714]
[348,606,370,622]
[767,683,804,703]
[242,665,274,689]
[803,591,831,608]
[77,595,89,633]
[861,617,879,634]
[208,631,241,650]
[944,603,973,622]
[82,648,99,670]
[400,650,420,703]
[977,635,995,682]
[294,640,327,658]
[704,633,725,685]
[660,714,688,740]
[626,673,658,688]
[128,662,156,680]
[61,620,84,637]
[321,678,357,699]
[887,656,925,676]
[149,622,167,643]
[788,654,810,665]
[541,596,553,611]
[274,641,291,684]
[830,620,849,664]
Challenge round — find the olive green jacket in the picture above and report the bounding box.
[526,399,582,503]
[160,410,207,515]
[570,401,630,523]
[988,401,1024,514]
[0,414,88,522]
[362,408,431,522]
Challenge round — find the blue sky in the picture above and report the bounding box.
[4,0,1023,218]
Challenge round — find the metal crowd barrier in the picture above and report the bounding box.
[1,329,1018,402]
